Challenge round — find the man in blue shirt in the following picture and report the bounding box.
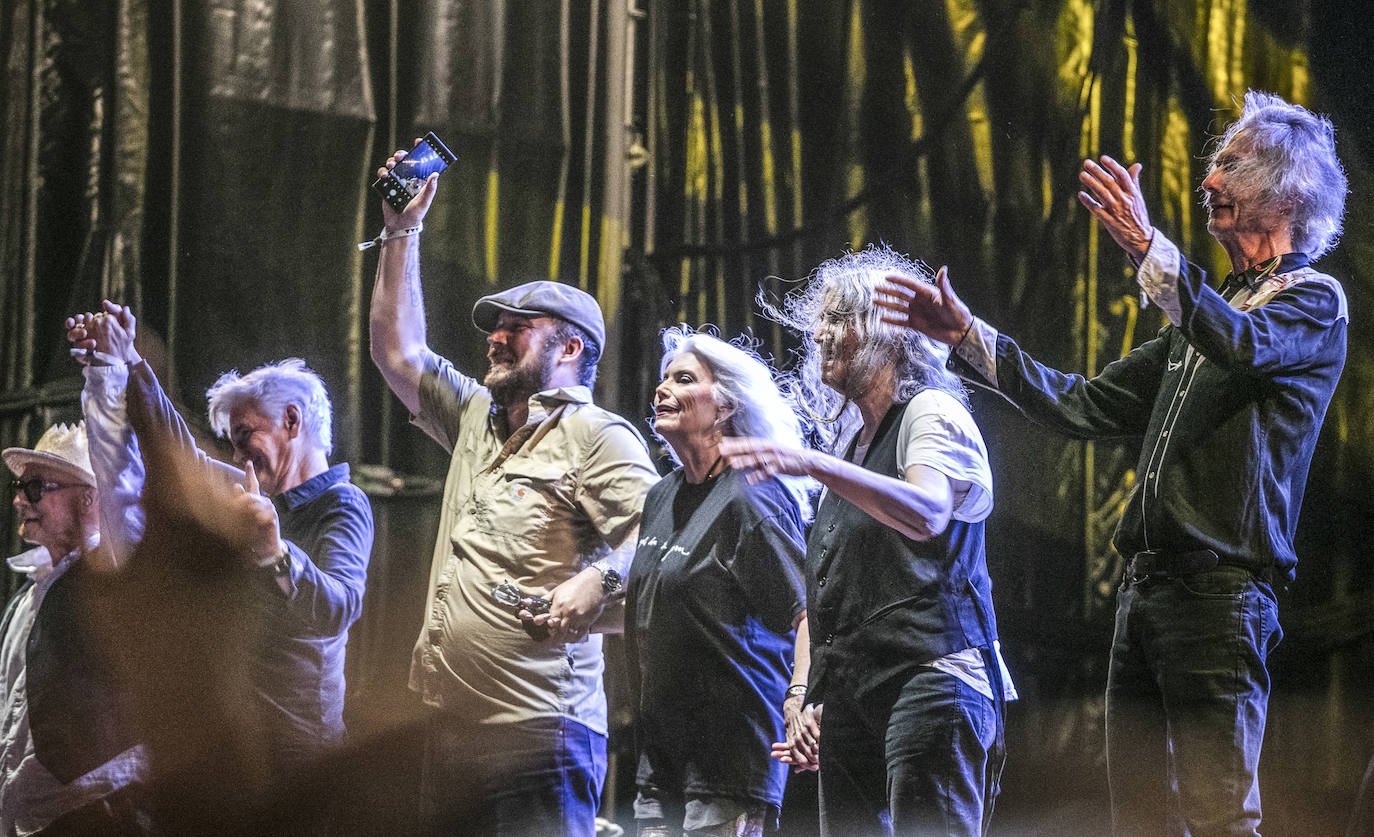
[67,303,374,785]
[877,91,1348,835]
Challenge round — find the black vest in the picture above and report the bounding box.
[25,557,138,783]
[805,401,998,701]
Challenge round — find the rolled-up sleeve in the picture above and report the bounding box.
[574,420,659,554]
[412,354,485,452]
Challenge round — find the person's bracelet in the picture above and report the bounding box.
[358,223,423,251]
[952,318,975,352]
[784,684,808,701]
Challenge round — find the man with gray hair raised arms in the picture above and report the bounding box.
[368,146,657,836]
[877,91,1349,836]
[67,303,374,780]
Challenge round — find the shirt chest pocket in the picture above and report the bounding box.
[470,462,573,543]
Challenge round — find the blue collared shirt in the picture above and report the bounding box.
[258,463,373,764]
[106,360,375,771]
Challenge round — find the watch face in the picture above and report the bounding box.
[602,568,623,594]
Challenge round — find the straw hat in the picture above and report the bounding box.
[2,422,96,487]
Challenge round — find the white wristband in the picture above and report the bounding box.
[358,223,423,251]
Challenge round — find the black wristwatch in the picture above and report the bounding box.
[267,550,292,577]
[590,561,623,596]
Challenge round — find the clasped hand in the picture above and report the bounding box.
[517,568,606,645]
[772,699,822,773]
[66,300,141,366]
[65,300,285,573]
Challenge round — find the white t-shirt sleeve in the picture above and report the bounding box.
[895,390,993,523]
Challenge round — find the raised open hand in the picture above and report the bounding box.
[873,266,972,346]
[1077,155,1154,263]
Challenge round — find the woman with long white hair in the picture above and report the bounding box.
[624,326,811,837]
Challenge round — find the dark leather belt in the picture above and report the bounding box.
[1125,549,1219,580]
[1125,549,1279,586]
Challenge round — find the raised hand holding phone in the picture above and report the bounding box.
[371,132,455,213]
[361,134,454,250]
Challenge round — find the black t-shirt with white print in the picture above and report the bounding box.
[624,467,806,808]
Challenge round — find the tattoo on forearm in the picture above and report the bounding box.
[405,252,424,311]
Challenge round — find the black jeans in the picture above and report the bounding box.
[1106,566,1281,836]
[817,668,999,836]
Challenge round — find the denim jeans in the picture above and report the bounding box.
[1106,566,1282,837]
[817,668,1000,836]
[420,711,607,837]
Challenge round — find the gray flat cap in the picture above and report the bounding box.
[472,280,605,353]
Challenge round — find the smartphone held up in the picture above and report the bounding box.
[371,132,457,213]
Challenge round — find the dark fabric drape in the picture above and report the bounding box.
[173,0,376,462]
[2,0,151,577]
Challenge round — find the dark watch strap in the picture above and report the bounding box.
[268,552,292,577]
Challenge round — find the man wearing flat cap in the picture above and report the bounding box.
[1,423,149,835]
[369,149,658,836]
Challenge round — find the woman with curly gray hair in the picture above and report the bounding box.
[624,327,811,837]
[722,245,1014,836]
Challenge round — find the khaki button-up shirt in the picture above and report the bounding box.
[408,354,658,734]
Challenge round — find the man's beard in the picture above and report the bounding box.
[486,343,559,407]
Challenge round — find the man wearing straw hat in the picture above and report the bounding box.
[1,422,149,835]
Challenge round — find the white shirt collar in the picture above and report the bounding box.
[530,385,593,408]
[5,533,100,581]
[6,545,53,579]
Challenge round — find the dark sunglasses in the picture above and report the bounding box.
[10,478,76,504]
